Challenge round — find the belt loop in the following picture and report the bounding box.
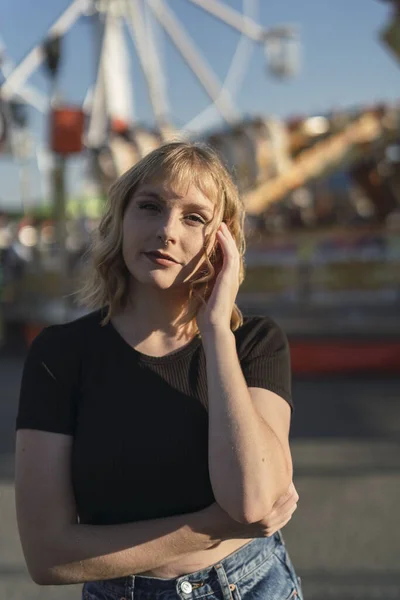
[214,563,232,600]
[276,529,285,545]
[129,575,135,600]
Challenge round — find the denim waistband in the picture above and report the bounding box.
[97,532,282,599]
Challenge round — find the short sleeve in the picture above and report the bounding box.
[16,325,80,434]
[236,317,293,413]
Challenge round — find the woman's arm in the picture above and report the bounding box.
[202,328,293,524]
[198,223,293,524]
[15,430,224,586]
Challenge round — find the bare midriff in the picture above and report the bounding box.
[139,537,254,579]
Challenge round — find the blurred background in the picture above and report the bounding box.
[0,0,399,598]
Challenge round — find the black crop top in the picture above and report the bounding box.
[16,309,292,525]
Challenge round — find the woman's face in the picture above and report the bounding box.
[121,181,217,290]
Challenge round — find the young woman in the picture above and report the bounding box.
[15,142,303,600]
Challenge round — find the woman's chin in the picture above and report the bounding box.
[132,270,186,291]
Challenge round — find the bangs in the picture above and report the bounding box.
[138,147,223,211]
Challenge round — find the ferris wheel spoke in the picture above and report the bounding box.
[186,0,264,42]
[181,0,256,134]
[0,37,48,113]
[0,0,89,101]
[1,75,47,113]
[142,1,171,125]
[147,0,240,125]
[86,9,112,148]
[125,0,170,130]
[219,0,257,97]
[11,87,48,114]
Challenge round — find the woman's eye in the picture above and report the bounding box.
[138,203,159,212]
[186,214,206,225]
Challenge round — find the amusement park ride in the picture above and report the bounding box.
[0,0,302,309]
[0,0,399,343]
[0,1,397,219]
[0,0,299,200]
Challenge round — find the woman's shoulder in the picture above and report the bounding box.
[234,314,289,359]
[30,308,104,357]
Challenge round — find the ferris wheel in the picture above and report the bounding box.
[0,0,300,152]
[0,0,300,322]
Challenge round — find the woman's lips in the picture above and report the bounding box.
[144,252,178,266]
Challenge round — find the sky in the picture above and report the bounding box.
[0,0,398,211]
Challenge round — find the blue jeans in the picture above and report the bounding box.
[82,531,303,600]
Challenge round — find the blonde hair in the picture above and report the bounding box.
[76,141,246,333]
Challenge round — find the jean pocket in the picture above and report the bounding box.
[231,584,298,600]
[232,580,299,600]
[231,550,301,600]
[273,542,302,597]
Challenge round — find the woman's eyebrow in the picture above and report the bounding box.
[135,191,163,201]
[136,192,213,215]
[184,202,214,215]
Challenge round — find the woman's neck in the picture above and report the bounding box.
[112,284,196,351]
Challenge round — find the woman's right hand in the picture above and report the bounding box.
[204,482,299,543]
[248,482,299,538]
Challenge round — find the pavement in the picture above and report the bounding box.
[1,353,400,600]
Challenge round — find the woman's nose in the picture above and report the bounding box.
[157,212,179,242]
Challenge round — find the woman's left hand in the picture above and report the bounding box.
[196,222,240,335]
